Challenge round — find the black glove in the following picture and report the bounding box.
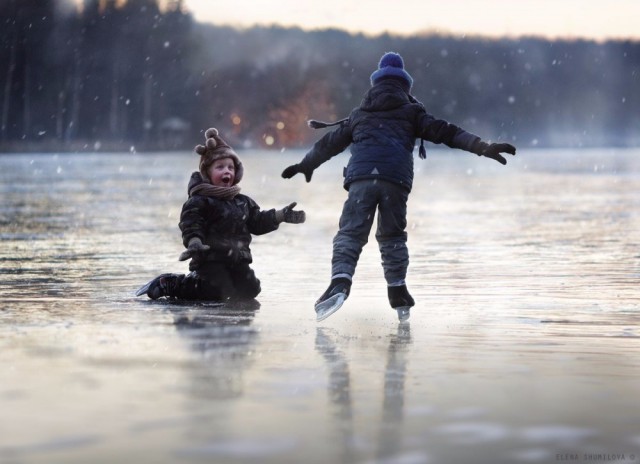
[473,141,516,165]
[178,237,210,261]
[275,202,306,224]
[281,163,314,182]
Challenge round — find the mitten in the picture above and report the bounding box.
[275,202,306,224]
[472,141,516,165]
[178,237,210,261]
[281,163,314,182]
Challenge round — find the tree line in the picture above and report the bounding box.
[1,0,639,152]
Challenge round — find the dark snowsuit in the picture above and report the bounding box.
[297,78,483,284]
[170,172,281,301]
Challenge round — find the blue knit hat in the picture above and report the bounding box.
[370,52,413,90]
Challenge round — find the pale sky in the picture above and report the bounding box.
[181,0,640,41]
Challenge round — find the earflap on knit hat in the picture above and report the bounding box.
[370,51,414,90]
[195,127,244,185]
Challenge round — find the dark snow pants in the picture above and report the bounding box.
[173,262,261,301]
[331,179,409,285]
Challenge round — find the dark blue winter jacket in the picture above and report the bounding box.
[299,78,482,192]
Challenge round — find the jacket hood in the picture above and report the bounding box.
[187,171,206,196]
[360,79,412,112]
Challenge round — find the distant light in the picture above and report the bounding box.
[276,121,285,130]
[264,135,275,146]
[231,115,241,125]
[508,96,516,104]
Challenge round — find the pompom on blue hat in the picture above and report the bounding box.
[370,52,413,90]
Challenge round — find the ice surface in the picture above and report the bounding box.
[1,148,639,463]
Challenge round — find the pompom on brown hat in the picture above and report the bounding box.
[195,128,243,184]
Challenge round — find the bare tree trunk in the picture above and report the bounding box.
[56,90,65,140]
[1,34,17,142]
[23,57,31,140]
[110,74,118,137]
[143,74,152,146]
[65,47,81,143]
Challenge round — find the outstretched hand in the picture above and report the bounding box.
[480,143,517,165]
[282,163,313,182]
[276,202,306,224]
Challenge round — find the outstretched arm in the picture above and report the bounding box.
[282,122,352,182]
[418,112,516,164]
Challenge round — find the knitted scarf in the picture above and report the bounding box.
[189,183,241,200]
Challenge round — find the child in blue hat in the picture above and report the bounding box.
[282,52,516,322]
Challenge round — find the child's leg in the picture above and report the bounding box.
[375,182,409,285]
[376,182,414,320]
[136,273,184,299]
[228,263,262,300]
[179,271,225,300]
[331,180,378,281]
[195,263,236,300]
[136,272,223,300]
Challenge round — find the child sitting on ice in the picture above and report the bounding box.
[136,128,306,302]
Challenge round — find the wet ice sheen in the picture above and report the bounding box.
[0,149,639,463]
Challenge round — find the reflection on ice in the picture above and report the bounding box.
[315,323,414,463]
[315,327,355,463]
[171,304,260,399]
[377,323,412,460]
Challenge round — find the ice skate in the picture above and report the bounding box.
[315,278,351,322]
[388,285,415,322]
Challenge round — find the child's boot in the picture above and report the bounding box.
[315,277,351,321]
[136,273,181,300]
[388,284,414,322]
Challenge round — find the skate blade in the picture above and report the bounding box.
[135,281,153,297]
[396,306,411,322]
[315,293,347,322]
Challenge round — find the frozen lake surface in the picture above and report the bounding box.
[1,148,639,464]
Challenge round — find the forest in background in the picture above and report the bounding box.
[2,0,639,153]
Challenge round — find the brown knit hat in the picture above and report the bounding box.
[195,128,244,185]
